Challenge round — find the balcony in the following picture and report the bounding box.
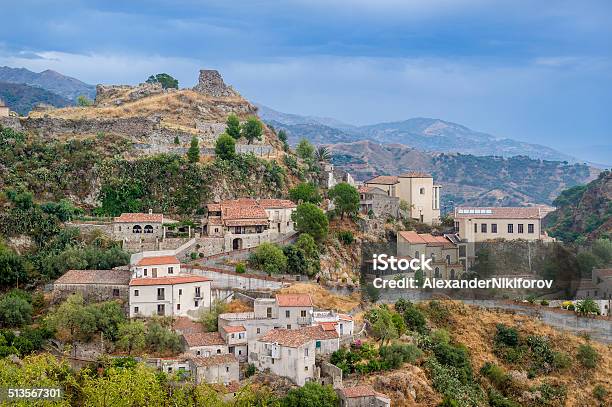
[297,316,311,325]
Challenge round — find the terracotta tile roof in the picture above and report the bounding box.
[221,204,268,220]
[54,269,131,285]
[221,325,246,333]
[399,231,454,247]
[184,331,226,347]
[302,325,339,339]
[225,381,241,393]
[115,213,163,223]
[173,317,205,335]
[338,314,353,321]
[318,322,338,332]
[258,328,313,347]
[259,199,296,209]
[276,293,313,307]
[398,231,426,244]
[191,353,238,367]
[129,274,210,286]
[365,175,399,185]
[399,171,431,178]
[207,203,221,212]
[454,207,543,219]
[339,385,389,400]
[207,217,223,225]
[593,268,612,277]
[136,255,180,266]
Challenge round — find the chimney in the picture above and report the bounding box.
[148,209,153,215]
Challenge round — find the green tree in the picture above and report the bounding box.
[173,135,180,144]
[282,382,338,407]
[146,73,179,89]
[0,291,33,327]
[226,114,241,139]
[315,146,331,162]
[289,182,322,205]
[241,117,263,144]
[77,95,93,106]
[292,203,329,242]
[45,294,98,342]
[0,246,28,289]
[296,138,315,161]
[576,298,600,315]
[187,136,200,163]
[329,182,360,219]
[277,129,289,150]
[215,133,236,160]
[145,319,182,354]
[283,245,306,275]
[250,243,287,275]
[368,306,399,347]
[117,320,146,355]
[199,299,228,332]
[295,233,320,277]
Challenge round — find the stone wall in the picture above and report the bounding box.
[95,83,170,107]
[18,116,159,138]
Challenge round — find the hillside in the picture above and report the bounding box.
[0,82,73,115]
[258,104,577,162]
[0,66,95,101]
[328,140,597,207]
[544,170,612,242]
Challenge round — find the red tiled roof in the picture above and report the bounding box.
[365,175,399,185]
[54,269,131,285]
[399,171,431,178]
[136,255,180,266]
[454,207,543,219]
[276,293,313,307]
[399,231,453,247]
[340,385,389,400]
[207,203,221,212]
[301,325,339,340]
[129,274,210,286]
[259,199,296,209]
[258,328,312,347]
[222,325,246,333]
[222,204,268,220]
[318,322,338,331]
[191,353,238,367]
[183,331,226,347]
[338,314,353,321]
[115,213,163,223]
[173,317,204,335]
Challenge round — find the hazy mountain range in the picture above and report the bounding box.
[0,66,95,102]
[257,103,579,163]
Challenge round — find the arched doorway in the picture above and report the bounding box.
[232,238,243,250]
[144,225,153,234]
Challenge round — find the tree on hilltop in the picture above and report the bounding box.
[329,182,359,219]
[215,133,236,160]
[146,73,179,89]
[241,117,263,144]
[226,114,241,139]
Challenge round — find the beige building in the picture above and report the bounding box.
[358,186,400,219]
[183,332,229,357]
[0,99,9,117]
[453,207,552,243]
[252,328,317,386]
[220,325,248,362]
[337,385,391,407]
[365,172,441,224]
[191,354,239,385]
[204,198,295,251]
[397,231,466,278]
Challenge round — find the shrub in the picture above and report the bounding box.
[551,351,572,371]
[433,342,474,384]
[402,306,428,334]
[215,133,236,160]
[480,362,509,388]
[249,243,287,275]
[593,384,608,402]
[426,358,485,407]
[336,230,354,245]
[235,263,246,274]
[540,299,549,306]
[494,324,519,347]
[245,363,256,378]
[487,389,520,407]
[190,252,197,260]
[426,300,451,325]
[577,344,599,369]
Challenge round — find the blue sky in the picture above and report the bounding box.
[1,0,611,163]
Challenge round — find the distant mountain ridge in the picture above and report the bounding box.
[0,82,72,115]
[0,66,95,102]
[257,104,578,162]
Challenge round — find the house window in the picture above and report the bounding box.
[238,350,242,355]
[474,223,477,233]
[305,366,309,371]
[285,310,290,318]
[271,359,275,365]
[231,334,235,339]
[168,267,174,274]
[197,351,201,356]
[132,225,142,234]
[178,289,182,295]
[491,224,497,233]
[177,304,180,310]
[134,289,139,297]
[415,250,420,258]
[195,300,199,307]
[113,288,120,297]
[481,224,487,233]
[157,304,165,316]
[287,324,291,329]
[508,224,514,233]
[217,349,221,354]
[528,224,534,233]
[304,348,309,357]
[134,306,139,313]
[157,288,165,300]
[446,255,451,264]
[144,225,153,234]
[301,310,307,317]
[267,307,272,318]
[226,366,229,372]
[257,328,261,334]
[195,287,201,297]
[144,269,148,276]
[316,341,321,348]
[419,187,425,195]
[518,224,524,234]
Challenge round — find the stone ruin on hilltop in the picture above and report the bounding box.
[192,69,239,97]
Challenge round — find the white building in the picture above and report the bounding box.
[132,255,181,278]
[191,354,239,385]
[184,332,228,357]
[220,325,248,362]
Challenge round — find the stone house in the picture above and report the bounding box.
[365,172,441,225]
[251,328,317,386]
[337,385,391,407]
[183,332,228,357]
[358,185,399,219]
[203,199,296,251]
[397,231,466,279]
[220,325,248,362]
[191,354,240,385]
[52,269,131,303]
[312,311,355,337]
[113,211,165,242]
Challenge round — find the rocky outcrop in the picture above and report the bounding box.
[192,70,239,97]
[95,82,170,106]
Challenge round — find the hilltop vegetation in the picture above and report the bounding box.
[544,170,612,242]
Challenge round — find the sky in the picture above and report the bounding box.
[0,0,611,163]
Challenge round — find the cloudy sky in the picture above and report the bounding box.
[1,0,611,163]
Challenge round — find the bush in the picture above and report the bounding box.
[480,362,509,388]
[577,344,599,369]
[249,243,287,275]
[551,351,572,371]
[494,324,519,347]
[190,252,197,260]
[0,291,33,327]
[402,305,428,334]
[245,363,256,378]
[235,263,246,274]
[426,300,451,325]
[487,389,520,407]
[336,230,354,245]
[593,384,608,402]
[215,133,236,160]
[433,342,473,384]
[540,299,549,306]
